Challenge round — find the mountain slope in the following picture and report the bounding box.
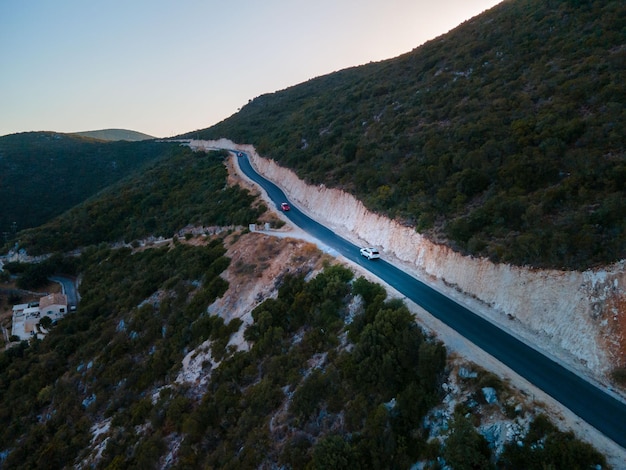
[0,230,608,468]
[15,147,266,254]
[0,132,175,237]
[192,0,626,270]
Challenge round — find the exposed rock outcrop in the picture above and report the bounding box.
[190,139,626,382]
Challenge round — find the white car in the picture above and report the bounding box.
[360,247,380,260]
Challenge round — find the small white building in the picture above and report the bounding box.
[11,303,41,339]
[11,293,68,341]
[38,293,68,318]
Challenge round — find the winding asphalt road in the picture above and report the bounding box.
[235,151,626,450]
[50,275,78,309]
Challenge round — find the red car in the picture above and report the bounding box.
[280,202,290,211]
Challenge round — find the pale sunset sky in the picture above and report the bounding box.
[0,0,502,138]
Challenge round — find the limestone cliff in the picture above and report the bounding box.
[191,139,626,382]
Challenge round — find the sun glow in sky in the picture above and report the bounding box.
[1,0,502,138]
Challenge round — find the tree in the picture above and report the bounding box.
[39,316,52,329]
[310,435,356,470]
[443,415,493,470]
[352,304,422,397]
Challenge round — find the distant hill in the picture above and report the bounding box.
[72,128,156,141]
[191,0,626,270]
[0,131,176,238]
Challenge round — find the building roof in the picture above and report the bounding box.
[39,292,67,309]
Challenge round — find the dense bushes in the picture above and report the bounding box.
[498,414,606,469]
[0,240,234,468]
[161,268,448,468]
[0,253,605,467]
[443,414,493,470]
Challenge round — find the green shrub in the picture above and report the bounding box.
[611,367,626,386]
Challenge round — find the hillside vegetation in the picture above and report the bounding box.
[1,131,607,467]
[0,132,174,237]
[193,0,626,270]
[15,147,265,254]
[0,237,605,468]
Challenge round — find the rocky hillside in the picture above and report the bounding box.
[195,139,626,389]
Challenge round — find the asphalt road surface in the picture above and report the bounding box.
[50,275,78,309]
[235,151,626,450]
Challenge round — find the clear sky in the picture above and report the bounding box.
[1,0,502,138]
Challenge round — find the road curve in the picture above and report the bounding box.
[234,151,626,450]
[50,275,78,309]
